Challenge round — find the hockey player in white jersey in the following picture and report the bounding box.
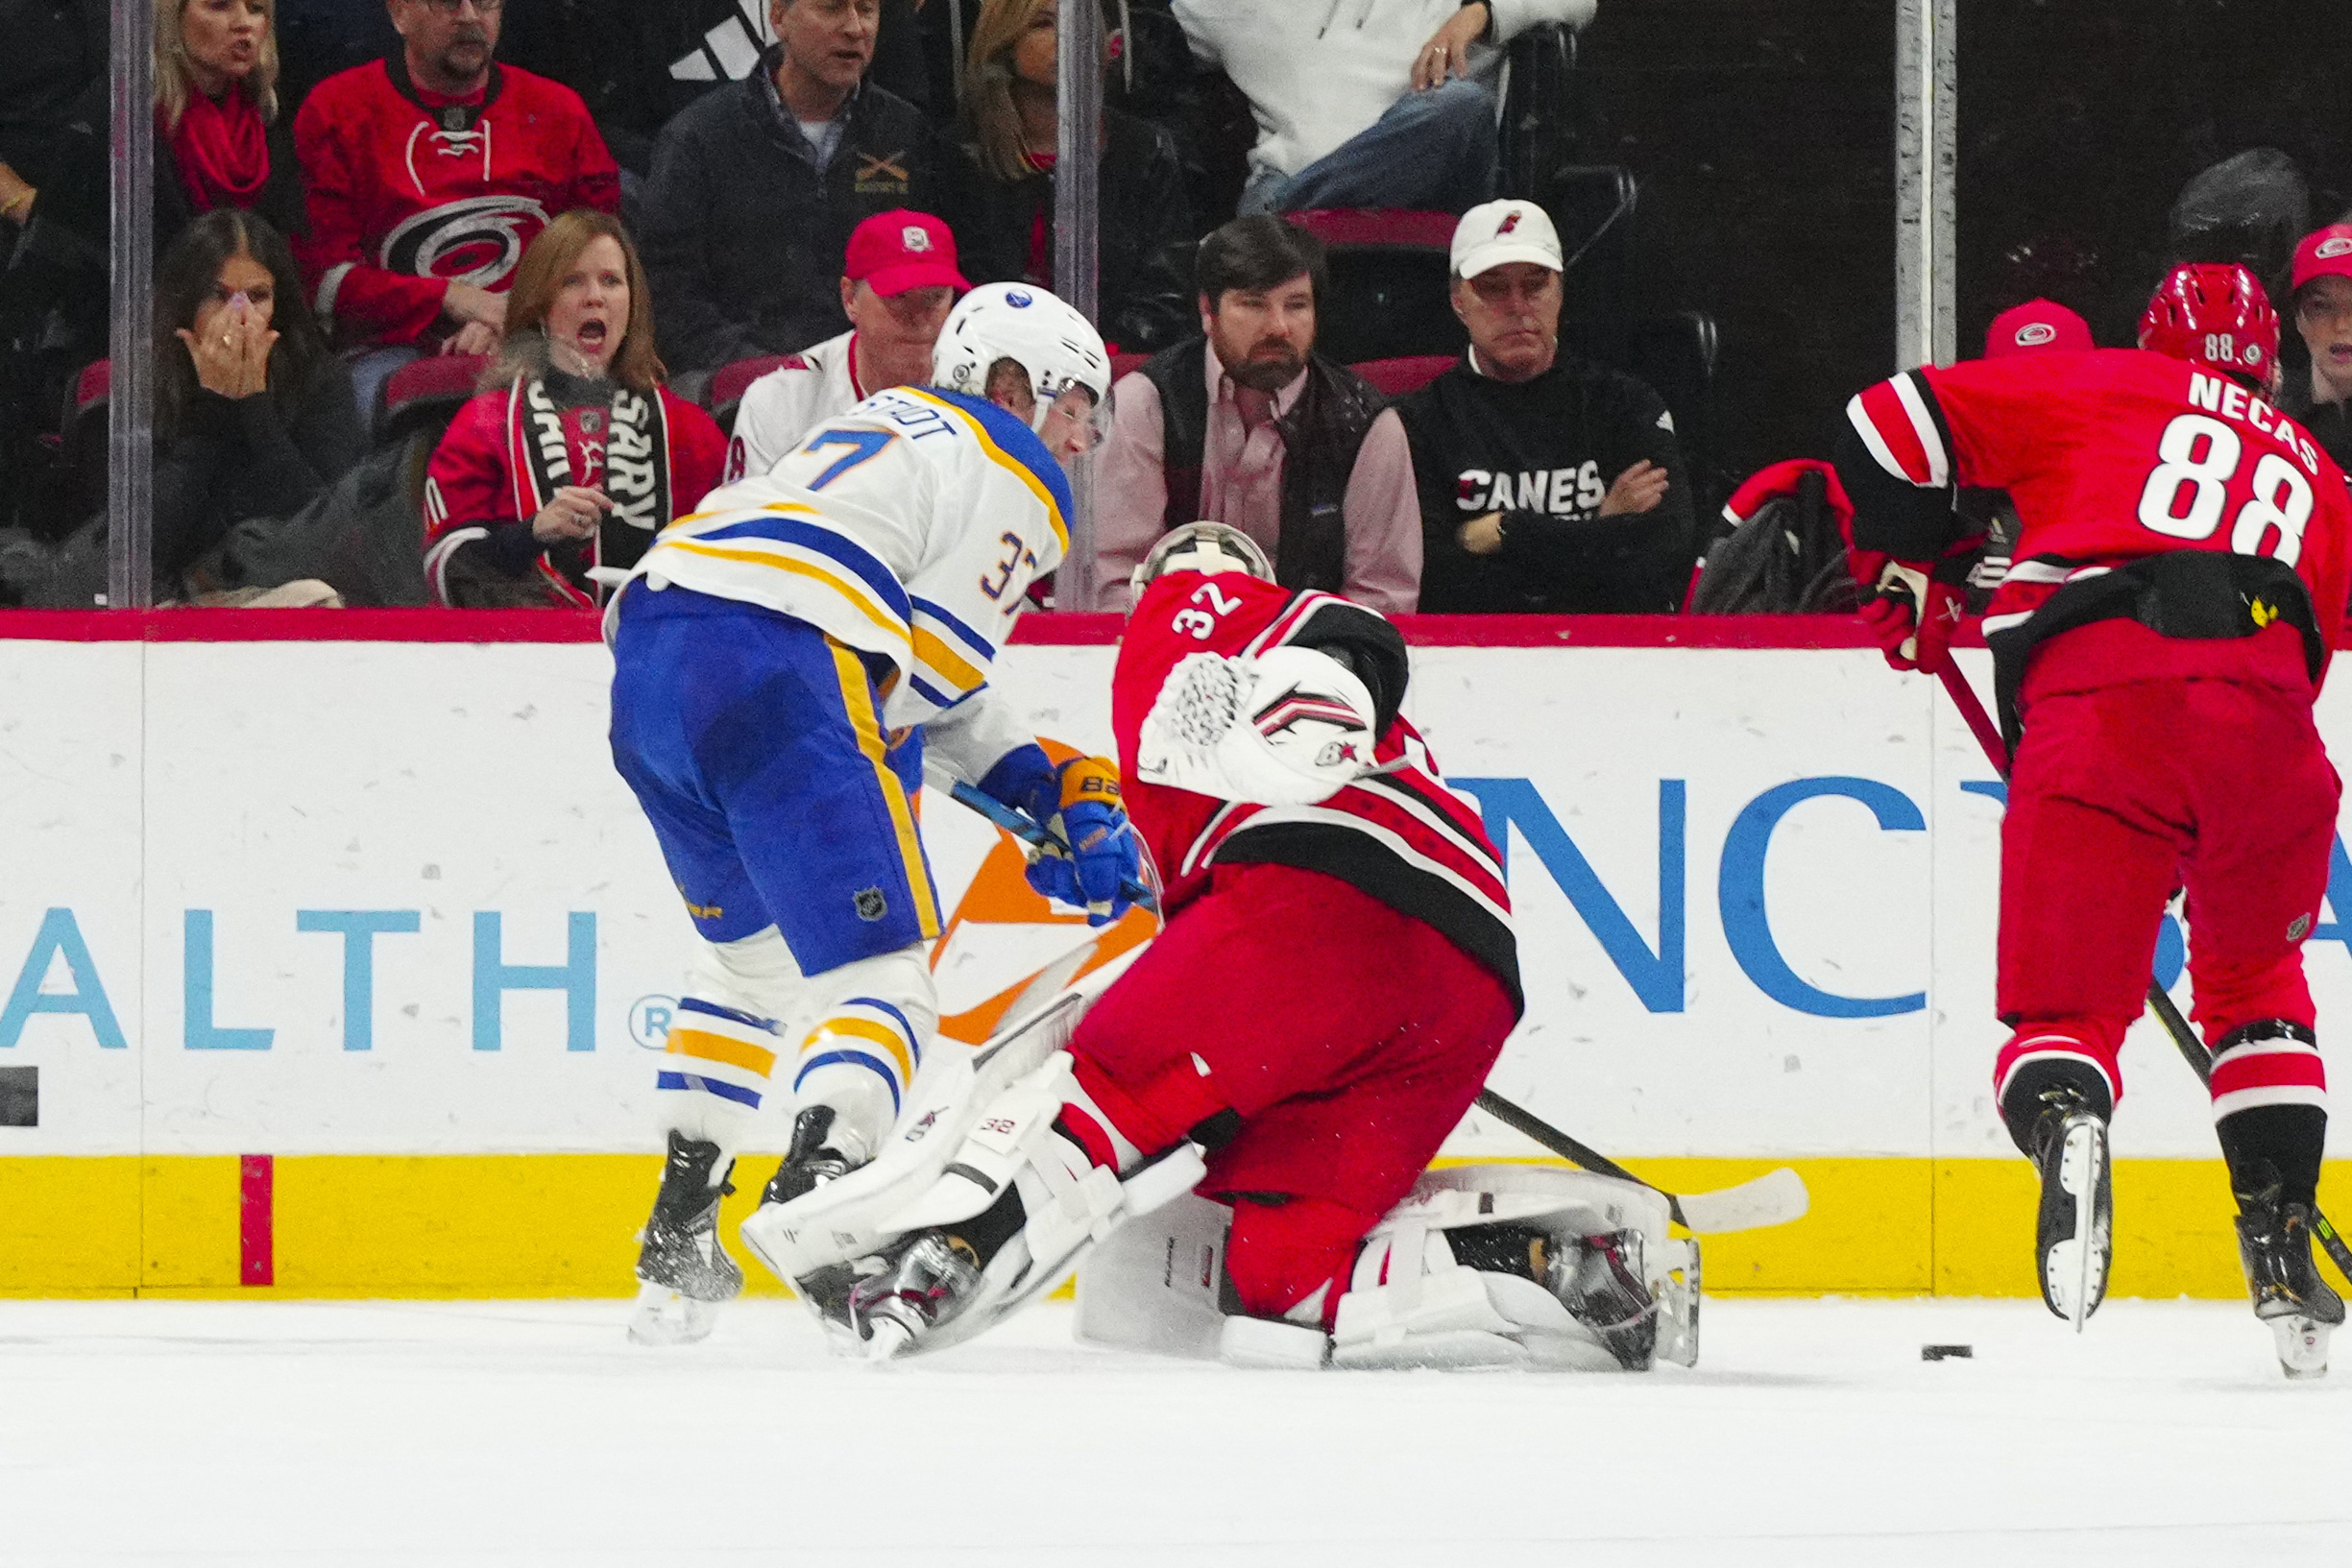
[608,282,1144,1343]
[722,210,967,484]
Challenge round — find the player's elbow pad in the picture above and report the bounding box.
[1135,646,1379,807]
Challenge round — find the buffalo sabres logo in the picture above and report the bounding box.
[1005,289,1034,307]
[380,194,549,287]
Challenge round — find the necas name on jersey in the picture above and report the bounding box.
[2184,371,2325,477]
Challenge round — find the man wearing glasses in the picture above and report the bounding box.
[293,0,619,406]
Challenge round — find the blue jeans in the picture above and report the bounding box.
[1239,78,1500,215]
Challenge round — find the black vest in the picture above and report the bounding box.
[1138,339,1385,593]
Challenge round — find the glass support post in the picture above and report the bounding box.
[108,0,158,608]
[1054,0,1105,610]
[1894,0,1956,371]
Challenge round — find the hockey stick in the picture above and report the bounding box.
[1935,661,2352,1284]
[937,780,1806,1234]
[1472,1090,1809,1235]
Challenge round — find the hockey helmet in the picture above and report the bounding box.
[932,281,1114,435]
[1130,521,1273,598]
[2138,262,2279,390]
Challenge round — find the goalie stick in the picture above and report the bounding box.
[941,782,1808,1235]
[1935,660,2352,1286]
[1471,1090,1809,1234]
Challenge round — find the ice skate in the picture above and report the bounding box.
[1448,1221,1661,1369]
[628,1131,742,1346]
[764,1105,857,1207]
[2234,1183,2344,1380]
[845,1231,983,1361]
[2026,1089,2110,1330]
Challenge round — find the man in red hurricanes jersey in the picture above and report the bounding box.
[293,0,619,358]
[748,523,1682,1368]
[1836,262,2349,1371]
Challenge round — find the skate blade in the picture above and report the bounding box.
[2047,1119,2109,1332]
[2270,1314,2331,1379]
[627,1281,720,1346]
[862,1317,917,1363]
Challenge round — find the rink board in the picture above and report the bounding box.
[3,611,2349,1298]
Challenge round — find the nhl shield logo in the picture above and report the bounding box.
[854,886,889,922]
[442,107,470,133]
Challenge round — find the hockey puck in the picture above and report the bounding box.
[1921,1343,1974,1361]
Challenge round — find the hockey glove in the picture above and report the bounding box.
[1136,645,1380,807]
[1856,555,1969,675]
[980,746,1142,924]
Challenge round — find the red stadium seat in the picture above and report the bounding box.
[1349,354,1455,398]
[1281,209,1463,364]
[708,354,792,415]
[380,353,491,443]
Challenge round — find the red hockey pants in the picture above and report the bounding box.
[1067,861,1517,1320]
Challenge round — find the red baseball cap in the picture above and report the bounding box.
[845,209,969,297]
[1984,299,2093,357]
[2291,223,2352,295]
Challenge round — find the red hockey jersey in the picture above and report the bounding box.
[1843,349,2352,689]
[1116,571,1519,1003]
[293,58,619,348]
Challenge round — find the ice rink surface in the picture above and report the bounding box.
[1,1294,2345,1567]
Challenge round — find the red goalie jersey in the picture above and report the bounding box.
[1115,571,1520,1005]
[1839,349,2352,700]
[293,59,620,348]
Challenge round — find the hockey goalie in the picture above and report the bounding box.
[739,523,1701,1370]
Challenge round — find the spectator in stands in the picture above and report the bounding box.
[639,0,945,374]
[1394,199,1691,614]
[423,209,725,607]
[954,0,1189,354]
[2283,223,2352,474]
[156,1,306,246]
[1092,214,1418,611]
[725,207,967,482]
[1173,0,1593,217]
[293,0,619,414]
[153,206,361,599]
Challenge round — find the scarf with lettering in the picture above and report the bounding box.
[504,369,673,605]
[163,87,270,215]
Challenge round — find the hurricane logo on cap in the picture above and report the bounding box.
[2320,237,2352,260]
[1005,288,1033,307]
[2017,323,2056,347]
[902,226,932,252]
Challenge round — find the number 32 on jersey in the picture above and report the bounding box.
[2137,412,2313,565]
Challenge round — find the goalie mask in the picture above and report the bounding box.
[1130,520,1273,599]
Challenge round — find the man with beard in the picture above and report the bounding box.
[293,0,618,403]
[1091,215,1421,613]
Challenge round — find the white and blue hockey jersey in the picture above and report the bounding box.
[622,385,1073,754]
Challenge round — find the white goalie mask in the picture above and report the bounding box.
[1129,520,1273,599]
[931,282,1114,435]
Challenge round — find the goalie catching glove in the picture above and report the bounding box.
[1136,644,1380,806]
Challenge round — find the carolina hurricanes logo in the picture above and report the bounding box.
[902,225,933,253]
[380,194,549,287]
[2016,322,2056,347]
[2319,237,2352,259]
[1496,211,1522,235]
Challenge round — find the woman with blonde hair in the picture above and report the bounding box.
[954,0,1190,353]
[155,0,305,244]
[424,209,727,608]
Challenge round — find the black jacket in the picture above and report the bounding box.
[1394,352,1695,613]
[639,51,945,374]
[153,352,364,591]
[2279,375,2352,480]
[953,108,1192,355]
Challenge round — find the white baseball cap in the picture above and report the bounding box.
[1450,199,1564,279]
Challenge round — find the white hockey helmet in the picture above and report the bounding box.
[1130,520,1273,598]
[931,281,1114,433]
